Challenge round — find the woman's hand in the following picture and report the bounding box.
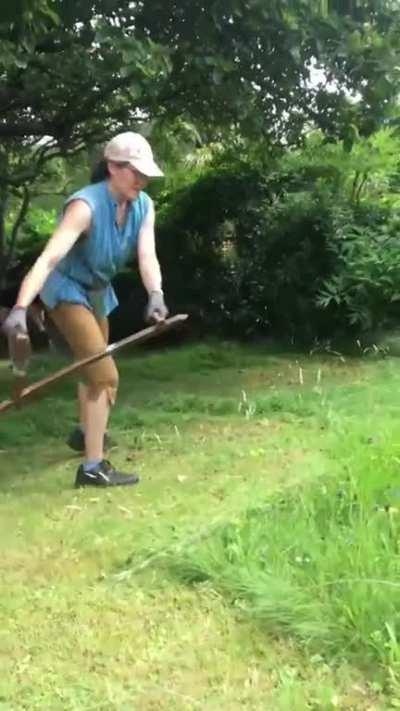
[145,290,169,324]
[1,307,31,375]
[2,306,28,336]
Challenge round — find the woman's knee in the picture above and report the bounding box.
[86,383,118,407]
[84,358,119,405]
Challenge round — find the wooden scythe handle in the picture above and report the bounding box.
[0,314,188,415]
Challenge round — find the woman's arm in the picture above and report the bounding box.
[15,200,92,308]
[137,198,168,323]
[137,198,163,294]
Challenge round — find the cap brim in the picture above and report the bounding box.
[128,158,164,178]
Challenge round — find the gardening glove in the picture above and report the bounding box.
[2,306,28,337]
[145,290,169,324]
[2,306,31,375]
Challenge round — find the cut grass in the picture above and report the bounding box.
[0,342,398,708]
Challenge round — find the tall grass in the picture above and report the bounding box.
[169,439,400,685]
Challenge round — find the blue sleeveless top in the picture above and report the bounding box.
[40,180,150,318]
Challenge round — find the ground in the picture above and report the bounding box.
[0,341,398,709]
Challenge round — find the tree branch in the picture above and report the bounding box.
[2,140,86,188]
[351,170,360,203]
[355,171,368,204]
[7,185,30,266]
[0,122,50,137]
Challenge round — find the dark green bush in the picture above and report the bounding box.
[156,149,400,342]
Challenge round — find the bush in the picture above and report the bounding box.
[318,205,400,331]
[156,164,268,334]
[157,146,400,341]
[18,207,57,253]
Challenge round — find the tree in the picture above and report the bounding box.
[1,0,400,287]
[0,0,171,287]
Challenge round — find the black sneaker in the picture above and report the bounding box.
[67,427,116,453]
[75,460,139,488]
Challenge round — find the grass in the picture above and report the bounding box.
[0,341,399,708]
[168,467,400,669]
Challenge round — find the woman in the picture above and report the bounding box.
[2,131,169,488]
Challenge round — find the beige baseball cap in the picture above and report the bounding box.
[104,131,164,177]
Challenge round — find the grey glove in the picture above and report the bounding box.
[2,307,31,375]
[2,306,28,336]
[145,290,169,324]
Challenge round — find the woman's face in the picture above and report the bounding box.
[108,161,149,202]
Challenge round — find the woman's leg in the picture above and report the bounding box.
[84,386,110,461]
[78,382,88,431]
[48,304,117,463]
[47,303,138,487]
[77,317,109,436]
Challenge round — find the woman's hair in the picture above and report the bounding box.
[90,158,110,183]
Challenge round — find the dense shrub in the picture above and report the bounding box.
[318,205,400,331]
[18,207,57,252]
[155,140,400,341]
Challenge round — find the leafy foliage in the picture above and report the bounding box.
[317,207,400,330]
[2,0,400,330]
[157,129,400,340]
[1,3,399,219]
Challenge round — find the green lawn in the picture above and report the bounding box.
[0,342,399,709]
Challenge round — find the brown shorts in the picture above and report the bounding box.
[47,303,119,399]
